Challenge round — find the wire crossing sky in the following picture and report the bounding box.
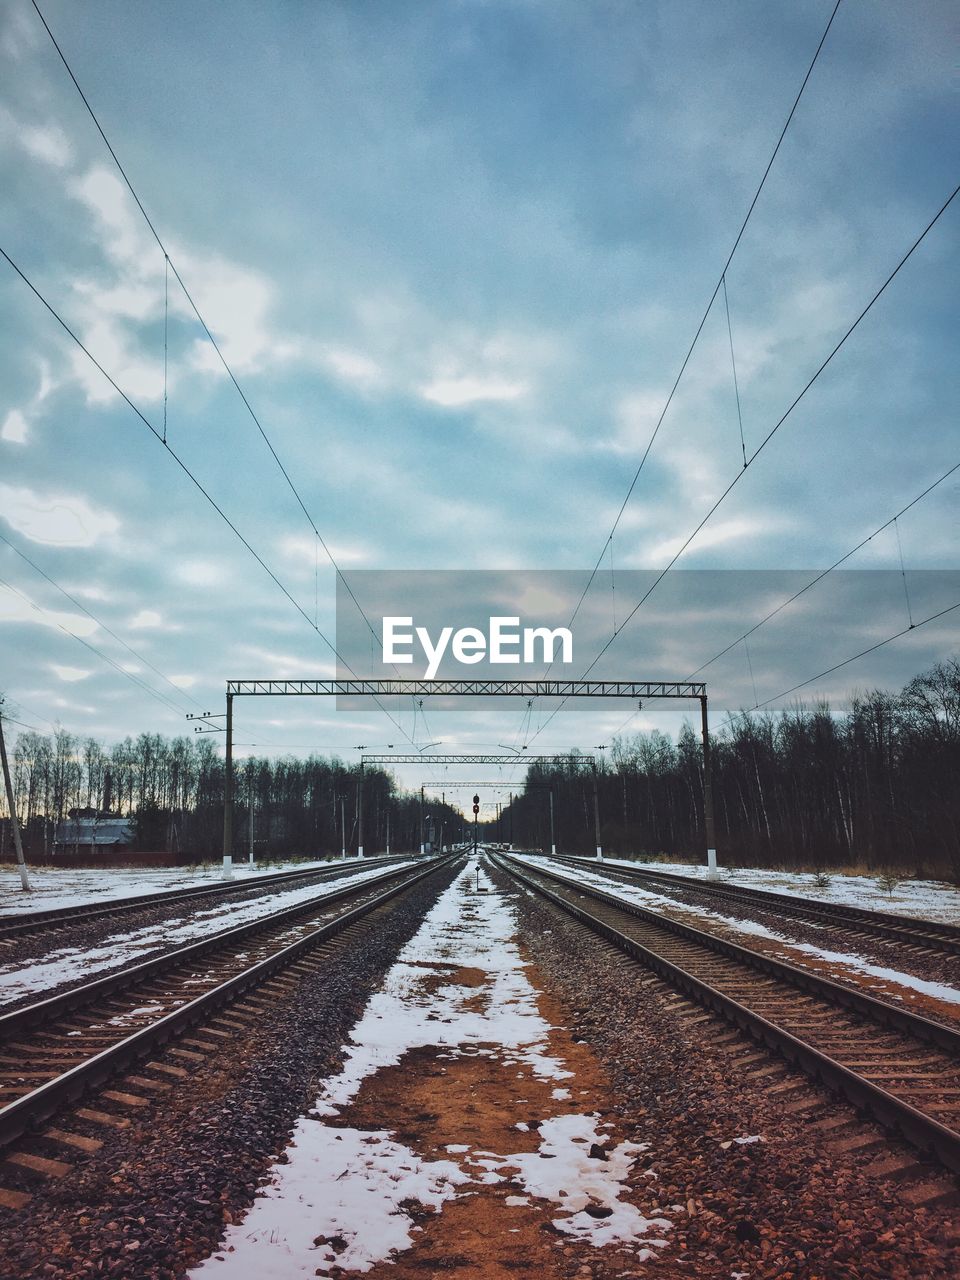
[0,0,957,785]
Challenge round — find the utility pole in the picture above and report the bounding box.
[419,785,425,854]
[340,794,346,858]
[700,696,719,878]
[593,746,607,860]
[549,788,556,857]
[354,747,366,857]
[0,701,31,891]
[222,692,234,879]
[385,807,391,856]
[509,791,514,849]
[248,774,255,866]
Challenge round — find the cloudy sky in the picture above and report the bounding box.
[0,0,957,801]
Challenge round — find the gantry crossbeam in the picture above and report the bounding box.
[361,754,592,766]
[226,679,705,698]
[215,675,716,872]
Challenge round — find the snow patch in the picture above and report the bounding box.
[193,1125,467,1277]
[193,858,671,1275]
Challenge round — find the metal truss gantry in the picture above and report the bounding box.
[360,754,593,766]
[210,678,717,871]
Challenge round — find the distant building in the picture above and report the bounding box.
[54,808,135,855]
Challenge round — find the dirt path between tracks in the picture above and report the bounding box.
[196,862,675,1279]
[320,980,665,1280]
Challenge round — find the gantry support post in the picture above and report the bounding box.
[592,761,603,860]
[700,694,719,879]
[357,761,365,857]
[222,692,234,879]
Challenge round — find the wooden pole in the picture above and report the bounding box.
[0,704,31,891]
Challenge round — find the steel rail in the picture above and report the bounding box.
[0,860,442,1033]
[494,853,960,1173]
[545,854,960,955]
[503,855,960,1049]
[0,854,460,1146]
[0,853,415,941]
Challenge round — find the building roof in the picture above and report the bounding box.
[54,817,135,847]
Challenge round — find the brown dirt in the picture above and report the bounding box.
[320,966,668,1279]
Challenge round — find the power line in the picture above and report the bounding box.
[0,242,414,745]
[0,529,206,712]
[0,573,190,716]
[752,597,960,710]
[525,178,960,745]
[582,180,959,675]
[590,447,960,743]
[508,0,844,751]
[1,715,46,734]
[30,0,395,677]
[543,0,844,657]
[687,456,960,678]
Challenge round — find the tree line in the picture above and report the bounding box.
[3,728,464,861]
[502,658,960,879]
[4,656,958,874]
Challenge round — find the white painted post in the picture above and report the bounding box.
[701,697,720,881]
[222,854,233,880]
[248,784,254,866]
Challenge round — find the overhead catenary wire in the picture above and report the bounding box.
[162,252,169,445]
[0,242,415,746]
[506,0,844,752]
[523,179,960,746]
[751,596,960,711]
[541,0,844,659]
[29,0,396,678]
[583,180,960,670]
[687,456,960,679]
[894,516,915,629]
[722,273,747,469]
[0,573,191,717]
[0,529,207,713]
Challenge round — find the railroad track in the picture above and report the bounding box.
[0,854,459,1181]
[545,852,960,957]
[0,852,417,943]
[495,852,960,1174]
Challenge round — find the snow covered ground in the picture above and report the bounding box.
[193,857,671,1277]
[0,861,413,1008]
[520,855,960,1013]
[0,855,379,916]
[596,856,960,924]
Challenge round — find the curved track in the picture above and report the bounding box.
[496,852,960,1173]
[0,854,458,1149]
[546,853,960,956]
[0,853,417,943]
